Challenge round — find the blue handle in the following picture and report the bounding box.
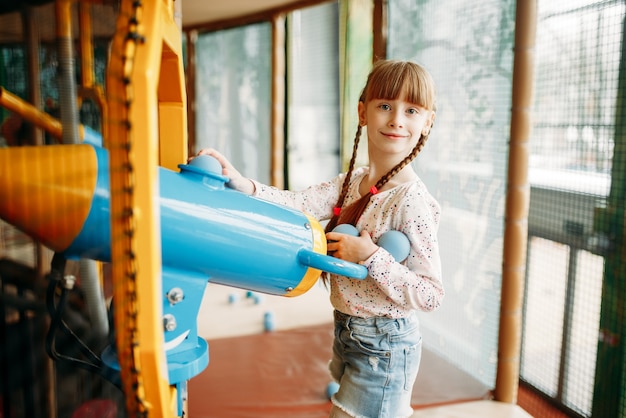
[297,249,368,280]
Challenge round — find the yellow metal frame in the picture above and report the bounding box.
[105,0,187,415]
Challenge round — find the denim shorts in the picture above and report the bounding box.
[329,310,422,418]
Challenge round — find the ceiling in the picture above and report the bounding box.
[181,0,307,28]
[0,0,314,43]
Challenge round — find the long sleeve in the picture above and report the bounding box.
[250,168,366,221]
[360,193,443,313]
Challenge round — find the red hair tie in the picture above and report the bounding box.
[333,207,341,216]
[370,186,379,195]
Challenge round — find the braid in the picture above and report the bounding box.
[337,133,430,229]
[325,124,363,233]
[338,125,362,207]
[321,124,363,286]
[374,134,428,190]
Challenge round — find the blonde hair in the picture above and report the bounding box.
[325,60,436,233]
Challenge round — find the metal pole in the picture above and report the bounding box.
[494,0,537,403]
[55,0,80,145]
[271,13,286,188]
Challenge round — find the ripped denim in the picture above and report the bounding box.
[329,310,422,418]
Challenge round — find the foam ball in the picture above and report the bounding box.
[332,224,359,236]
[228,293,238,304]
[377,230,411,262]
[263,312,275,332]
[326,381,340,399]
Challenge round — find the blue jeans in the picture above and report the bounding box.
[329,310,422,418]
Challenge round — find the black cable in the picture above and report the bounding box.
[44,253,121,389]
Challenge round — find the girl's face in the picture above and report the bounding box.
[358,98,434,159]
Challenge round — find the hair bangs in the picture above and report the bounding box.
[363,61,436,110]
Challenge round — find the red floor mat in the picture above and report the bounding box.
[188,323,490,418]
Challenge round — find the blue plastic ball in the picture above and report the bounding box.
[377,230,411,262]
[326,381,340,399]
[263,311,275,332]
[332,224,359,236]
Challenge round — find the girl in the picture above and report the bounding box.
[196,59,444,418]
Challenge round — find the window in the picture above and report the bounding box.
[388,0,515,388]
[195,23,272,183]
[286,2,340,190]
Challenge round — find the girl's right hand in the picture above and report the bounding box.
[191,148,255,195]
[326,229,379,264]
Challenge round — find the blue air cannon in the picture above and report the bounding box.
[0,138,367,412]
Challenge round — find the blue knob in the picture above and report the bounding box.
[188,154,223,175]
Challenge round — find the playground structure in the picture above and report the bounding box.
[1,0,625,417]
[1,1,205,415]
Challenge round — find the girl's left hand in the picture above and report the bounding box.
[326,230,379,263]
